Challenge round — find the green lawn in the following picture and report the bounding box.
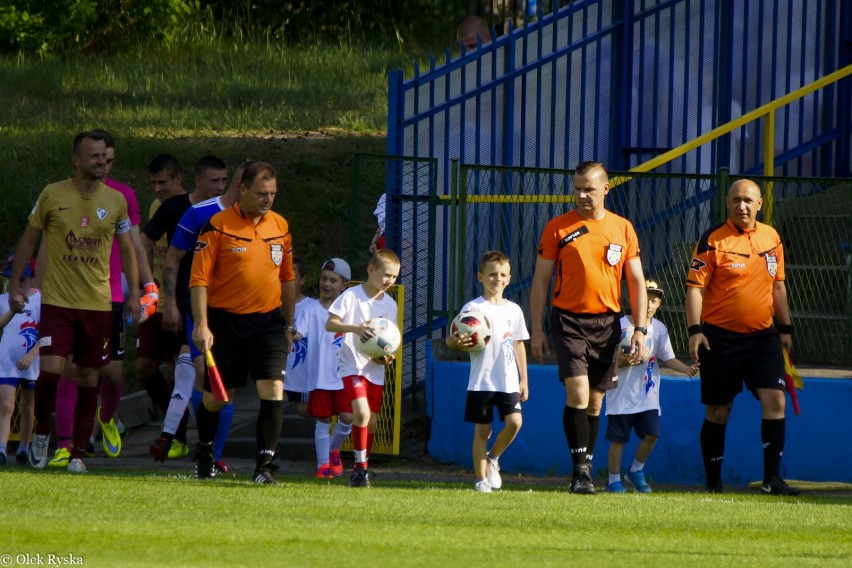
[3,469,850,567]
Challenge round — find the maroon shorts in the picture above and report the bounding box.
[342,375,384,413]
[135,313,182,362]
[39,304,112,368]
[307,388,351,418]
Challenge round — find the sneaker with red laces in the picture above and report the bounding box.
[149,436,170,462]
[329,450,344,476]
[214,460,229,475]
[315,464,334,479]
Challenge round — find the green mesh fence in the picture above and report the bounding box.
[446,164,852,365]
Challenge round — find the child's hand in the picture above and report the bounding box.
[687,362,700,377]
[371,354,394,366]
[16,349,37,371]
[446,331,476,351]
[357,321,376,343]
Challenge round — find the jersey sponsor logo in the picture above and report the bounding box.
[606,243,622,266]
[765,254,778,277]
[19,321,38,351]
[230,247,247,253]
[193,241,208,252]
[65,231,101,251]
[689,257,706,271]
[725,263,746,269]
[270,244,283,266]
[96,207,107,220]
[81,216,90,227]
[557,225,589,250]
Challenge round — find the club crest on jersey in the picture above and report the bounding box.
[765,254,778,277]
[96,208,107,220]
[80,216,90,227]
[606,244,622,266]
[270,244,283,266]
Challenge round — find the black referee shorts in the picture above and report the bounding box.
[206,307,287,390]
[550,307,621,391]
[699,323,785,406]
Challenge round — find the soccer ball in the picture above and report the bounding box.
[451,310,492,352]
[359,318,401,359]
[620,325,655,362]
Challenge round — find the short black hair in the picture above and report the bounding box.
[72,130,106,155]
[195,154,227,176]
[90,128,115,148]
[148,154,183,178]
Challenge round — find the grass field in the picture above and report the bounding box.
[3,468,851,567]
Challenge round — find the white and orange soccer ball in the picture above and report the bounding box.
[450,310,492,352]
[620,325,655,362]
[359,318,401,359]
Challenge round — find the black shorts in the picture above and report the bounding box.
[110,302,126,360]
[464,390,521,424]
[605,409,660,443]
[285,390,308,404]
[206,307,287,391]
[699,323,785,406]
[551,307,620,391]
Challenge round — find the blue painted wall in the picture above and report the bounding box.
[426,344,852,486]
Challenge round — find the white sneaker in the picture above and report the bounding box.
[474,480,492,493]
[486,458,502,490]
[67,458,87,474]
[29,434,50,469]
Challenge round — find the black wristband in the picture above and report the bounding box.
[777,324,794,335]
[688,324,702,337]
[633,326,647,335]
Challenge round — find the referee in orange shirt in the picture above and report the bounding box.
[189,161,296,484]
[531,161,649,494]
[685,179,798,495]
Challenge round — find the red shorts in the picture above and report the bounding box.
[307,388,351,418]
[39,304,112,368]
[135,313,182,362]
[342,375,384,413]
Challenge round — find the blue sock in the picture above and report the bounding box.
[0,442,6,457]
[213,403,234,461]
[190,389,203,416]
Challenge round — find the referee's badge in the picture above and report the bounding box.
[606,243,622,266]
[765,254,778,277]
[270,244,283,266]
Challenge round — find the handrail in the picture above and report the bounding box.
[612,64,852,223]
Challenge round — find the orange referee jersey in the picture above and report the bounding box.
[190,203,295,315]
[537,209,640,314]
[686,219,785,333]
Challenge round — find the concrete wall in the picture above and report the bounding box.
[426,343,852,486]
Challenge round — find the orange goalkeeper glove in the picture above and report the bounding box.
[129,282,159,324]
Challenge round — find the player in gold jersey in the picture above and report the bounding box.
[8,131,141,473]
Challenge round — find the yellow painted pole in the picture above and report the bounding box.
[763,110,776,225]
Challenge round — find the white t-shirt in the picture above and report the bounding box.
[461,297,529,393]
[605,316,675,416]
[305,300,345,392]
[328,285,398,386]
[0,291,41,381]
[285,296,326,394]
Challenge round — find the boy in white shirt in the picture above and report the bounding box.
[326,249,399,488]
[605,280,699,493]
[446,251,529,493]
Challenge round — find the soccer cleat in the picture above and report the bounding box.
[0,453,5,466]
[626,470,652,493]
[251,466,278,485]
[315,464,334,479]
[149,436,170,462]
[29,434,50,469]
[329,450,344,476]
[761,477,800,496]
[486,457,502,490]
[168,439,190,459]
[97,407,122,457]
[705,481,724,494]
[474,480,492,493]
[117,420,128,439]
[569,465,596,495]
[67,458,87,473]
[214,460,229,475]
[16,452,28,466]
[194,443,216,479]
[606,481,627,493]
[48,447,71,468]
[84,441,96,458]
[349,468,372,488]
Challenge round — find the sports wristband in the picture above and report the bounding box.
[688,325,702,337]
[633,326,647,335]
[777,324,794,335]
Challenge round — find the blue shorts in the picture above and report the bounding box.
[0,377,36,389]
[605,409,660,443]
